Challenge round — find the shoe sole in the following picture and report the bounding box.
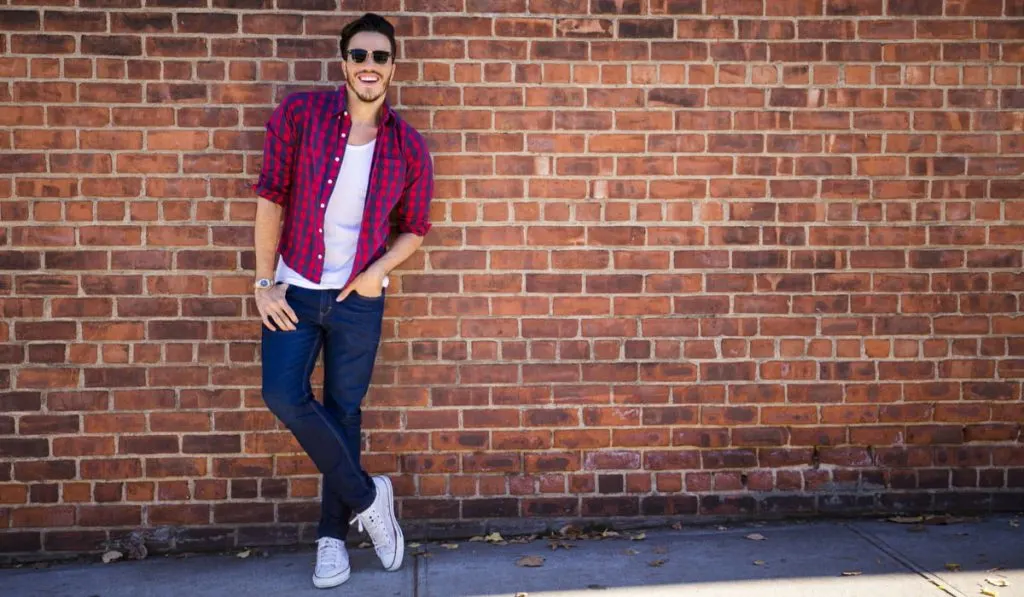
[377,476,404,572]
[312,566,350,589]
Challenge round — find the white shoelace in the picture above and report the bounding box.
[317,538,343,570]
[351,509,392,548]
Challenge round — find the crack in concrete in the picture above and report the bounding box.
[843,522,967,597]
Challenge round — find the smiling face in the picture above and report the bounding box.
[342,31,394,104]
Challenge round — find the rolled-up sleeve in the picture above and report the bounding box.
[253,94,302,207]
[395,133,434,236]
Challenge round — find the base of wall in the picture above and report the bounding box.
[2,490,1022,566]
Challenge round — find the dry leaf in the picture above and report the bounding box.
[671,522,683,531]
[516,555,545,568]
[102,550,123,564]
[485,532,506,544]
[648,559,667,567]
[745,533,766,541]
[753,560,766,566]
[601,530,620,538]
[1010,520,1019,528]
[408,542,421,548]
[558,524,582,537]
[623,548,639,556]
[514,593,528,597]
[985,578,1009,587]
[440,543,459,550]
[842,571,863,576]
[236,549,251,559]
[888,516,924,524]
[945,562,961,572]
[630,532,646,541]
[549,541,574,551]
[510,535,537,544]
[717,526,728,531]
[981,589,997,597]
[469,536,485,542]
[358,541,372,549]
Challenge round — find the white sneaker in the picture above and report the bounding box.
[312,537,350,589]
[352,476,404,571]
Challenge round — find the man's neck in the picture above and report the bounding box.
[345,89,384,126]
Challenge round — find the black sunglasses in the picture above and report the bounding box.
[346,49,392,65]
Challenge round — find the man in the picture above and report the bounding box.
[251,13,433,589]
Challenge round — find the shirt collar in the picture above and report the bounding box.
[333,85,394,125]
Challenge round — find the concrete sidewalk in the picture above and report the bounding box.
[2,514,1021,597]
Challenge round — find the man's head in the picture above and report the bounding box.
[339,13,397,104]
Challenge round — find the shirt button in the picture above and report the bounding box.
[320,203,325,208]
[319,228,323,233]
[318,254,323,259]
[341,133,347,138]
[335,157,340,162]
[328,179,333,184]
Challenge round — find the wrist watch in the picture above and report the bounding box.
[254,278,274,290]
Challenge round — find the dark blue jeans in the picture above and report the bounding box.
[260,284,384,540]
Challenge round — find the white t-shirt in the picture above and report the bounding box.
[276,139,376,289]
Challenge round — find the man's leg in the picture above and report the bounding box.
[260,286,376,515]
[318,290,385,541]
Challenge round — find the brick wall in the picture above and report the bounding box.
[2,0,1024,559]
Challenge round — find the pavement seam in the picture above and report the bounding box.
[843,522,968,597]
[412,550,423,597]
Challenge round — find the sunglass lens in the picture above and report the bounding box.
[348,49,368,63]
[372,51,391,64]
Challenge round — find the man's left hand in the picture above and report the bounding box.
[337,269,386,302]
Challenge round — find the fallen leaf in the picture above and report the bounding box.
[514,593,528,597]
[485,532,506,544]
[985,578,1009,587]
[516,555,545,568]
[510,535,537,544]
[236,549,251,559]
[945,562,962,572]
[601,530,620,538]
[717,526,729,531]
[358,541,372,549]
[842,571,863,576]
[888,516,924,524]
[102,550,123,564]
[469,536,485,542]
[549,541,574,551]
[671,522,683,531]
[408,542,421,548]
[753,560,766,566]
[981,589,997,597]
[745,533,766,541]
[623,548,639,556]
[440,543,459,550]
[653,546,668,555]
[558,524,582,537]
[648,559,667,567]
[630,532,646,541]
[1010,520,1019,528]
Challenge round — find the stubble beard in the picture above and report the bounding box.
[347,69,391,104]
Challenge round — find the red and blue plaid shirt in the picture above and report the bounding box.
[253,85,433,286]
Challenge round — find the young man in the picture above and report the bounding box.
[251,13,433,589]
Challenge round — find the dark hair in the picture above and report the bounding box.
[339,13,397,59]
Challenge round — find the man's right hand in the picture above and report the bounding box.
[255,283,298,331]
